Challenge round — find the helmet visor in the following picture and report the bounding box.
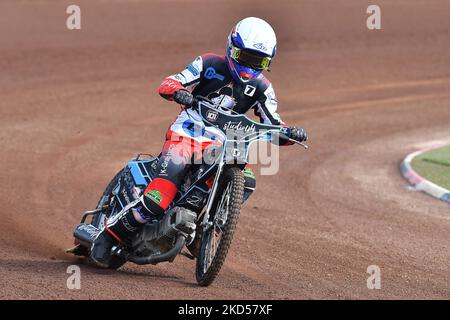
[230,45,271,71]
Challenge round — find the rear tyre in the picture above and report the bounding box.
[196,167,244,286]
[90,168,127,270]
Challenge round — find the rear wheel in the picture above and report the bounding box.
[90,168,127,269]
[196,167,244,286]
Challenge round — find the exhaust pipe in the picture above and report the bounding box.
[122,235,186,265]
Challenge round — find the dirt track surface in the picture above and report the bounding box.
[1,0,450,299]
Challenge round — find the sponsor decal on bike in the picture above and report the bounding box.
[145,189,163,205]
[222,121,256,134]
[77,224,99,238]
[122,215,138,232]
[206,110,219,122]
[123,170,135,188]
[121,187,131,204]
[186,194,205,210]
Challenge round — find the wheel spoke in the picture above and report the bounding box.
[197,168,243,286]
[202,183,232,273]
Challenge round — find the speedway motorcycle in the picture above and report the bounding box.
[68,96,306,286]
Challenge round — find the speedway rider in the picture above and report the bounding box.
[91,17,308,267]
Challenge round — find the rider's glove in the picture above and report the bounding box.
[173,90,194,107]
[289,127,308,142]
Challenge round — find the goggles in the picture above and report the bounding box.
[229,44,271,71]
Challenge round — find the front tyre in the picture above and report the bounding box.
[196,167,245,286]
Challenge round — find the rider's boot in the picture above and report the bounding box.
[90,200,152,267]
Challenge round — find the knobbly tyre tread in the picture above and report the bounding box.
[90,168,127,269]
[92,168,125,226]
[196,167,245,286]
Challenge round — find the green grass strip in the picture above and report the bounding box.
[411,146,450,190]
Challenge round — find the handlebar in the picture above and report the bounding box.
[188,95,308,149]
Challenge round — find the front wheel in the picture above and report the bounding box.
[196,167,245,286]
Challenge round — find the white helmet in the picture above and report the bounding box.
[226,17,277,83]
